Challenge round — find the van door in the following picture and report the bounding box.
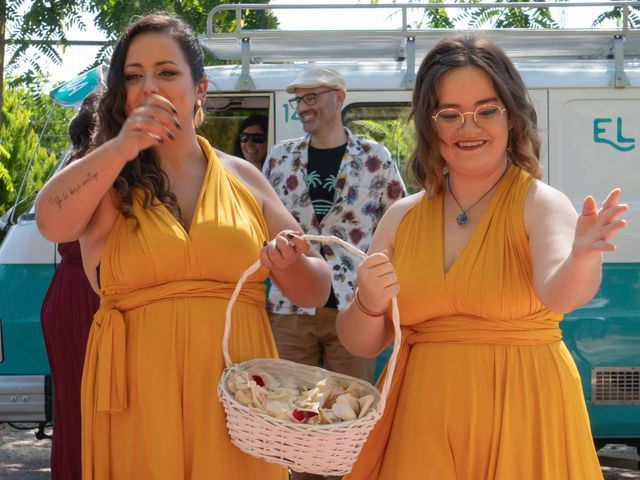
[548,88,640,444]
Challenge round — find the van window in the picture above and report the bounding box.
[343,102,417,190]
[200,94,273,156]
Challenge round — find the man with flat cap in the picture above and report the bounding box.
[263,67,405,479]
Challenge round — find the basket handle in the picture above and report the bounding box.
[222,234,401,414]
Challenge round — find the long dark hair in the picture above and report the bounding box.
[67,88,103,164]
[409,34,541,196]
[94,13,205,224]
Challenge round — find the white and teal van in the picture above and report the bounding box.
[1,2,638,448]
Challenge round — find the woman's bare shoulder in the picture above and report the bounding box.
[215,148,268,203]
[384,191,425,225]
[371,191,425,254]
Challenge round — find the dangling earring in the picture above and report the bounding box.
[194,99,204,127]
[506,130,513,153]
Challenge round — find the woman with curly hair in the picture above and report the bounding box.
[35,13,330,479]
[40,88,102,480]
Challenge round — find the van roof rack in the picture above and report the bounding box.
[199,2,640,90]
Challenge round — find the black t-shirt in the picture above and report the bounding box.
[307,143,347,309]
[307,144,346,223]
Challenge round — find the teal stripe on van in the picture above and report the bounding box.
[563,263,640,439]
[0,263,54,375]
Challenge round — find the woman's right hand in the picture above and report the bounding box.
[356,250,399,314]
[113,94,181,161]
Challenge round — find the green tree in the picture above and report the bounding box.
[367,0,560,29]
[1,0,93,130]
[87,0,278,67]
[457,0,559,29]
[0,85,72,217]
[1,0,277,129]
[593,2,640,28]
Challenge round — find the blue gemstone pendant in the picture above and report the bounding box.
[456,213,468,226]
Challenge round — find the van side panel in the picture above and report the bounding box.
[0,262,53,374]
[548,89,640,442]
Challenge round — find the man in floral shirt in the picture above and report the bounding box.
[263,70,404,475]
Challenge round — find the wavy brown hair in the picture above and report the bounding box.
[409,34,541,196]
[67,88,103,165]
[94,13,205,224]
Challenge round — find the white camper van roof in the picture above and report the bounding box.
[199,2,640,90]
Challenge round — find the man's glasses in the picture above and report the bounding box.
[239,133,267,144]
[288,90,334,109]
[431,104,507,130]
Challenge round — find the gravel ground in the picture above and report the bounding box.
[1,422,639,479]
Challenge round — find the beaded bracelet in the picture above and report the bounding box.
[354,288,387,317]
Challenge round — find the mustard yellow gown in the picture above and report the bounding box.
[346,165,602,480]
[81,137,287,480]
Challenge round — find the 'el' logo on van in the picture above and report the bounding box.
[593,117,635,152]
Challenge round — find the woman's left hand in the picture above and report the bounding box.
[260,230,310,271]
[572,188,628,259]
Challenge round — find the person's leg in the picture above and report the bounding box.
[270,313,341,480]
[269,313,321,366]
[317,307,376,383]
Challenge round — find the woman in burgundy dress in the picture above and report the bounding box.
[40,90,102,480]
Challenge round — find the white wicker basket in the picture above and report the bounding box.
[218,235,401,476]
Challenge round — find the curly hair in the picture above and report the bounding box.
[409,34,541,196]
[94,13,205,225]
[67,87,103,164]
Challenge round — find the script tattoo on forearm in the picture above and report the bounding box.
[49,171,100,209]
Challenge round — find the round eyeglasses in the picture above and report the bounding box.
[431,104,507,130]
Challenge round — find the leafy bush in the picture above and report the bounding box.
[0,85,74,228]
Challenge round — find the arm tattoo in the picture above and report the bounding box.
[48,171,100,210]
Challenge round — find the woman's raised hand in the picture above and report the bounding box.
[114,94,182,161]
[261,230,311,271]
[356,251,399,314]
[572,188,628,259]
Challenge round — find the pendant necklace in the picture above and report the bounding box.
[447,165,509,226]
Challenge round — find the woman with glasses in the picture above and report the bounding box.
[338,34,626,480]
[233,114,269,169]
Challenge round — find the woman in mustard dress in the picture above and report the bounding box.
[35,14,331,480]
[337,35,628,479]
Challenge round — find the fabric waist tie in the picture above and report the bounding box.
[83,279,266,414]
[344,314,561,480]
[406,315,562,346]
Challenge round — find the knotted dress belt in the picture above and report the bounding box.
[82,279,266,414]
[347,313,562,480]
[402,314,562,347]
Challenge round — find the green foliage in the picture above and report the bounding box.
[369,0,561,29]
[0,85,72,217]
[592,4,640,28]
[344,105,421,193]
[455,0,559,29]
[5,0,94,88]
[88,0,279,67]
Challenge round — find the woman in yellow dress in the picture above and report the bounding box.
[35,14,331,480]
[337,35,627,480]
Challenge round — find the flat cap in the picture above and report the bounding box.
[286,67,346,94]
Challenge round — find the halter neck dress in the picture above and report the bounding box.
[346,165,602,480]
[81,137,287,479]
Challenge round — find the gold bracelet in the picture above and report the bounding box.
[354,288,387,317]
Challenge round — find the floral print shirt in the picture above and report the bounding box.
[262,128,406,314]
